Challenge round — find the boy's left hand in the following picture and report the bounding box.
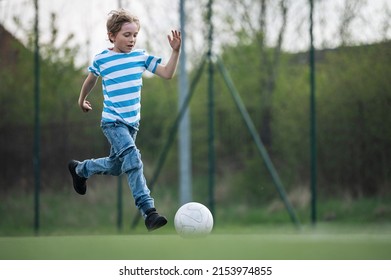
[167,30,181,52]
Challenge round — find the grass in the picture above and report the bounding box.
[1,182,391,260]
[2,181,391,236]
[1,227,391,260]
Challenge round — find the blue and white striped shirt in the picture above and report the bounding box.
[89,49,162,126]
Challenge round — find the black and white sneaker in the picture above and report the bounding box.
[145,208,167,232]
[68,160,87,195]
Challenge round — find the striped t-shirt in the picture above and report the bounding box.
[89,49,162,126]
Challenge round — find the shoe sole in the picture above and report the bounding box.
[68,161,87,195]
[148,216,167,232]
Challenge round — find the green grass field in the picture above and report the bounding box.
[1,227,391,260]
[2,188,391,260]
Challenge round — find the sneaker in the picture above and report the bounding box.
[68,160,87,195]
[145,208,167,232]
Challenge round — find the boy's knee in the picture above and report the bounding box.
[121,148,143,173]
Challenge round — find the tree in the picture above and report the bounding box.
[0,13,104,190]
[220,0,290,148]
[337,0,366,46]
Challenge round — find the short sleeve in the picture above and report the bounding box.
[145,55,162,73]
[88,59,100,77]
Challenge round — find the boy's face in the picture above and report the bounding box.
[109,22,139,53]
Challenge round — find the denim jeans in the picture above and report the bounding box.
[76,120,154,217]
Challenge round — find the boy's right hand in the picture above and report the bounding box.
[79,99,92,112]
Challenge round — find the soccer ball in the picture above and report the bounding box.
[174,202,214,238]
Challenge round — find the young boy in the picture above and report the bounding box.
[68,9,181,231]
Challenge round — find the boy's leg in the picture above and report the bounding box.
[121,147,167,231]
[69,146,122,195]
[76,147,122,178]
[69,123,123,194]
[121,146,154,215]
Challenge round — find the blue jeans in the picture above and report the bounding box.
[76,120,154,217]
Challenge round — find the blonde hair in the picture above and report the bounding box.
[106,9,140,43]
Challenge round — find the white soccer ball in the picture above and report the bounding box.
[174,202,214,238]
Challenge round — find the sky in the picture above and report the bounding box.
[1,0,390,67]
[0,0,179,66]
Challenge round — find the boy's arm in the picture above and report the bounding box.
[155,30,181,80]
[78,73,98,112]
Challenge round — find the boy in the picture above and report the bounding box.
[68,9,181,231]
